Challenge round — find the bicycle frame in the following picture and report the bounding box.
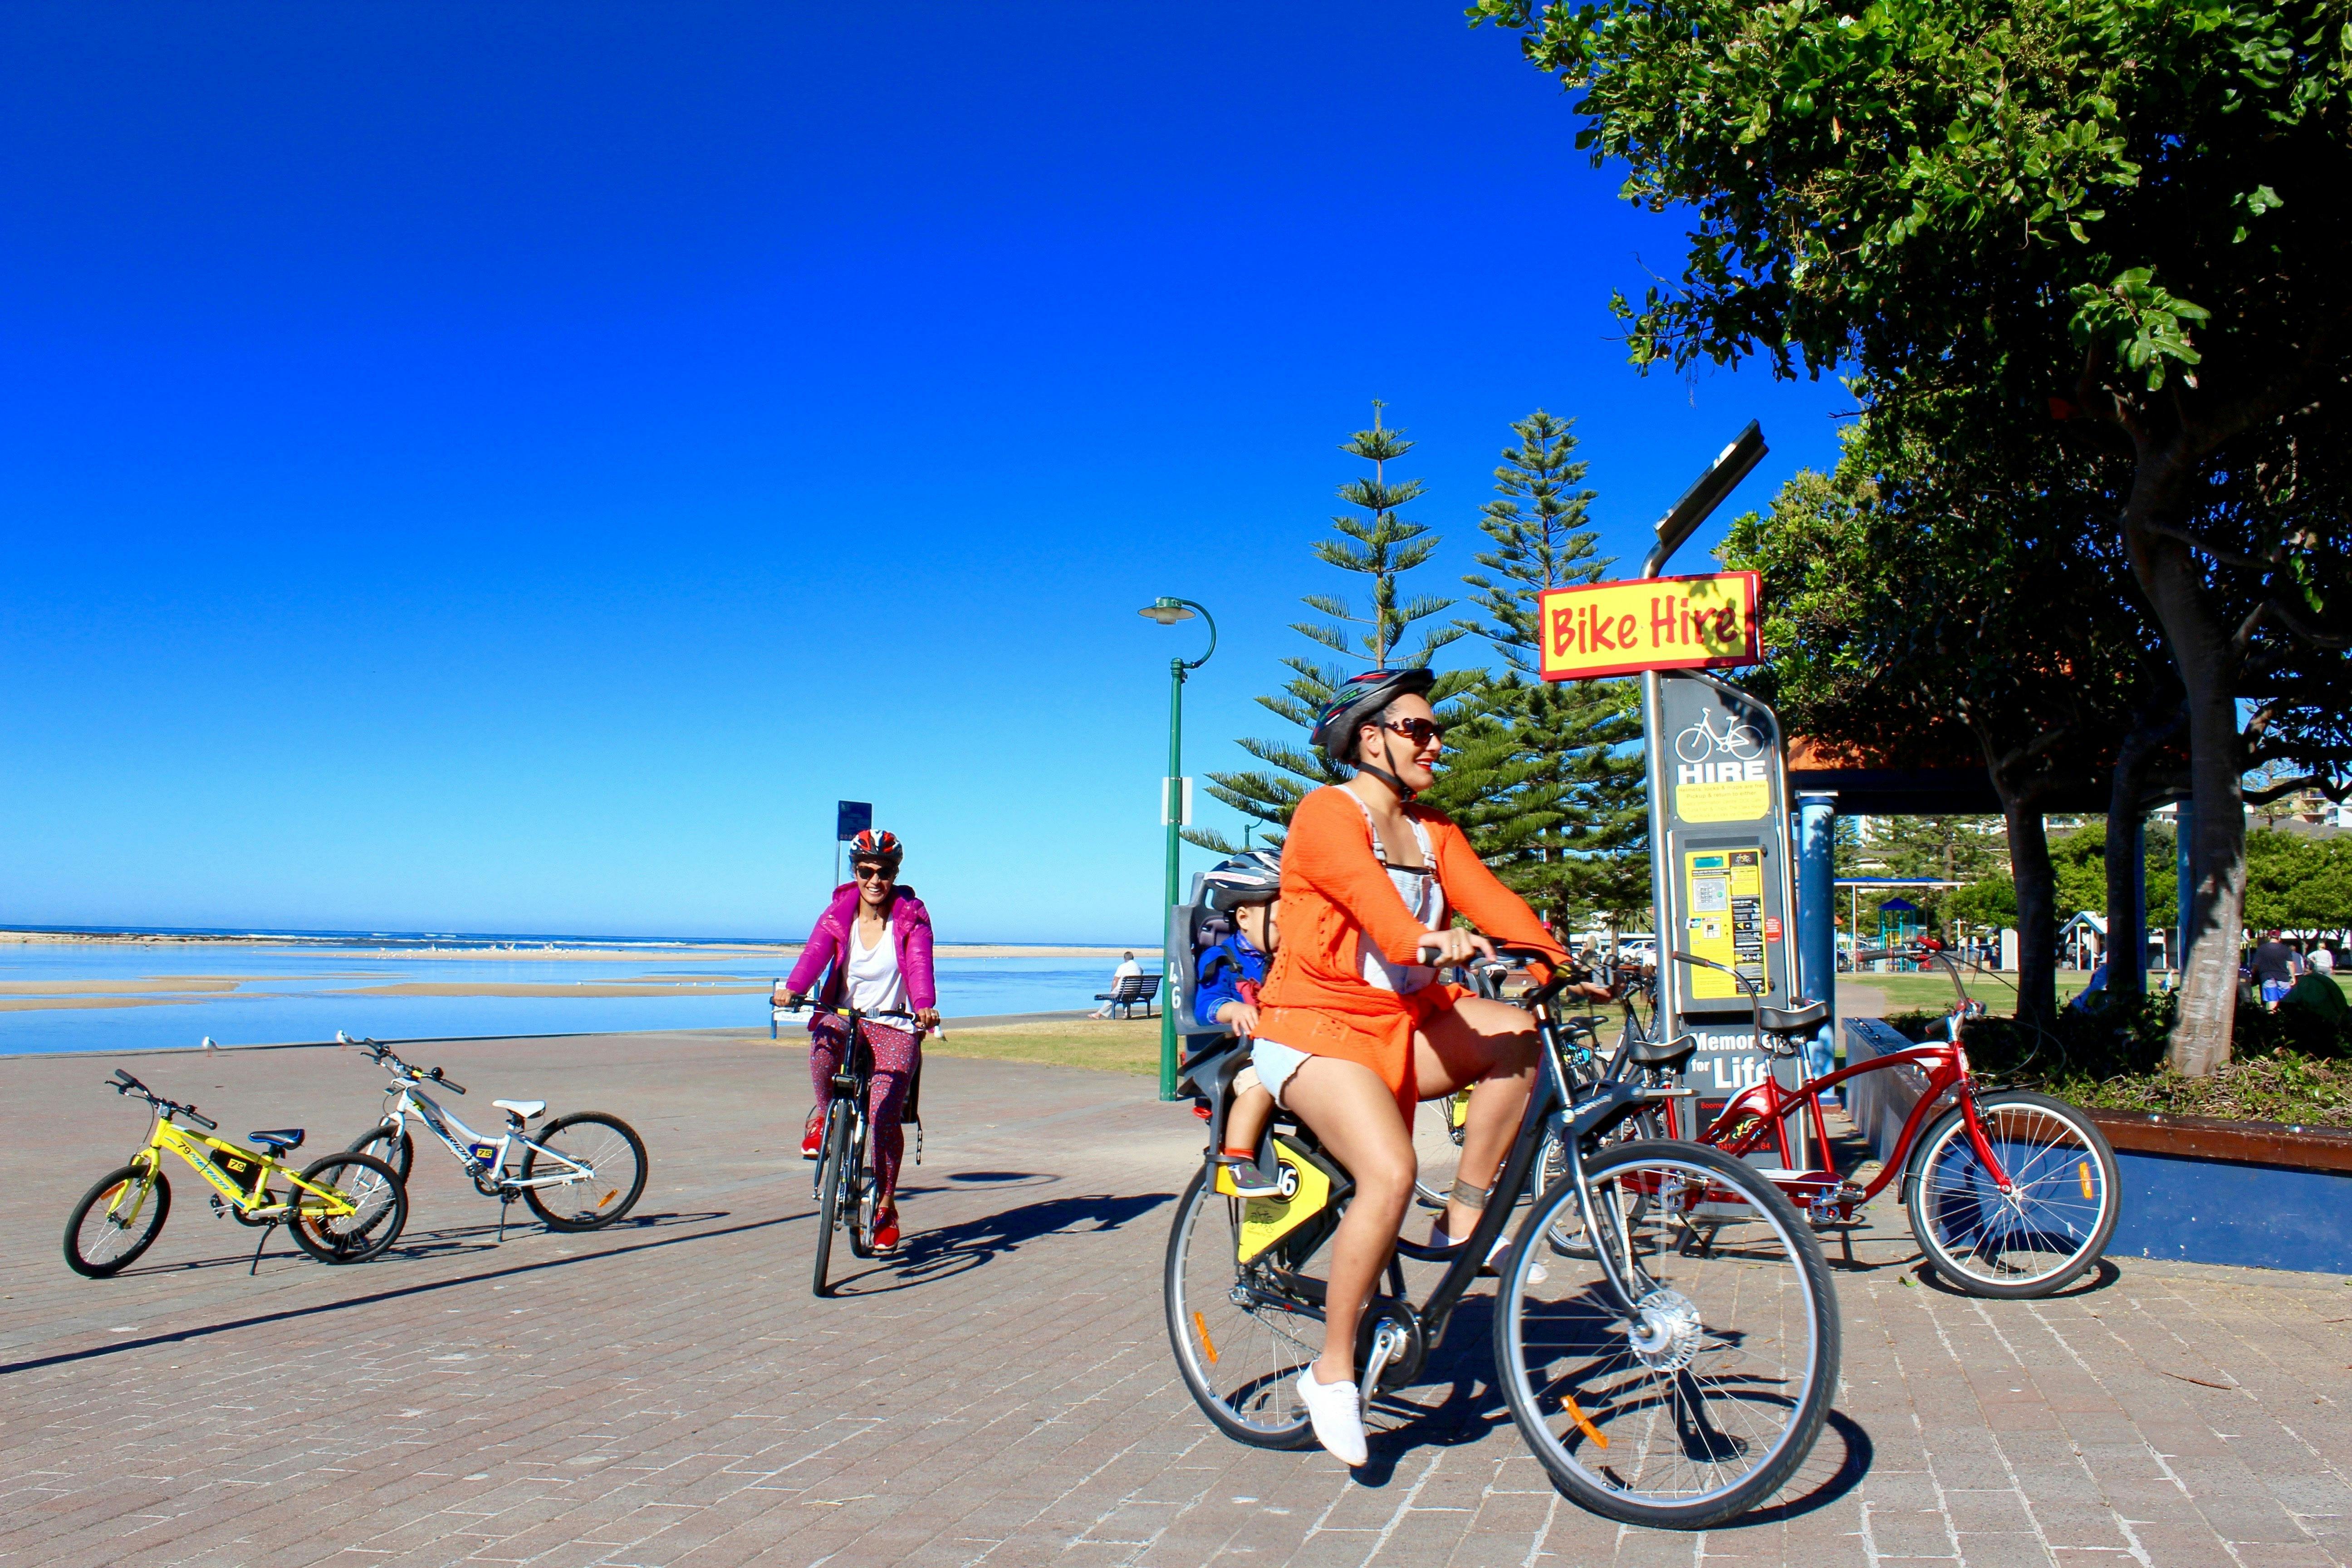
[375,1079,589,1193]
[131,1117,355,1222]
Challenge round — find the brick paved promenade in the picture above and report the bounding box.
[4,1029,2350,1567]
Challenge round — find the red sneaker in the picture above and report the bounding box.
[801,1110,824,1160]
[872,1206,901,1253]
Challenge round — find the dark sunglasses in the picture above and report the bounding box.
[1377,717,1446,747]
[853,864,897,882]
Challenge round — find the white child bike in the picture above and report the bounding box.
[340,1034,648,1237]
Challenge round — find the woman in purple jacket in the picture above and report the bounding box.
[781,828,939,1252]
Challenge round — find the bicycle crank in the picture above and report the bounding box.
[1353,1299,1426,1393]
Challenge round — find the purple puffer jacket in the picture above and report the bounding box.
[785,883,938,1014]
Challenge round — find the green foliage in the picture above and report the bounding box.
[2244,828,2352,930]
[1441,411,1651,924]
[1191,405,1473,853]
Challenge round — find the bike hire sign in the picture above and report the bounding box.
[1537,570,1760,682]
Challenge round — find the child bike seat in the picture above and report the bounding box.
[493,1099,547,1120]
[1759,1000,1830,1035]
[248,1128,305,1152]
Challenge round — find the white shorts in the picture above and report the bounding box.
[1250,1039,1313,1109]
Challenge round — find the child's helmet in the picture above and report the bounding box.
[1202,849,1282,912]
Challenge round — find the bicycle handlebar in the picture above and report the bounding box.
[339,1032,466,1092]
[108,1068,215,1128]
[427,1066,466,1094]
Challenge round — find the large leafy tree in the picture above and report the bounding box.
[1191,406,1473,853]
[1475,0,2352,1069]
[1446,411,1650,926]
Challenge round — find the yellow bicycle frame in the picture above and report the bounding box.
[119,1118,360,1225]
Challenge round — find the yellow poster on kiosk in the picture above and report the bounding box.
[1682,847,1769,1002]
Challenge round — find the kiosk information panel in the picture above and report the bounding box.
[1645,670,1798,1107]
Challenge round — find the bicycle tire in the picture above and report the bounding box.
[286,1152,408,1265]
[64,1164,171,1278]
[812,1102,850,1296]
[1164,1163,1319,1450]
[345,1122,415,1181]
[1906,1089,2119,1299]
[520,1112,649,1232]
[1494,1139,1839,1529]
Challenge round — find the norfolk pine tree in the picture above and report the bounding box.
[1450,411,1649,927]
[1190,405,1473,853]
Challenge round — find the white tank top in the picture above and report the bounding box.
[1347,794,1445,995]
[847,919,909,1016]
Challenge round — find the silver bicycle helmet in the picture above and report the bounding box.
[1201,848,1282,912]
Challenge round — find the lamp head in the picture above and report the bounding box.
[1138,598,1195,626]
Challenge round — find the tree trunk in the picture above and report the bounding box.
[2119,470,2245,1076]
[2004,800,2059,1034]
[2102,717,2170,1009]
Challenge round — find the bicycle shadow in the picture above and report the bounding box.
[823,1190,1174,1298]
[108,1209,725,1279]
[1353,1293,1872,1523]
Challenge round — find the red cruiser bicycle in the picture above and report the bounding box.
[1663,947,2120,1299]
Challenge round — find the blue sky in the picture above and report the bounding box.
[0,2,1848,943]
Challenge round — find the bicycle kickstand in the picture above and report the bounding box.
[497,1191,515,1244]
[248,1221,276,1276]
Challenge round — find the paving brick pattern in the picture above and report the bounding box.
[3,1030,2349,1566]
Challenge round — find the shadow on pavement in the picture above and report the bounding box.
[3,1209,753,1378]
[827,1190,1175,1298]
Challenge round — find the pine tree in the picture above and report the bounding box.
[1450,411,1649,928]
[1190,404,1471,853]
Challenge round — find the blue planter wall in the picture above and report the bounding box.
[2108,1151,2352,1274]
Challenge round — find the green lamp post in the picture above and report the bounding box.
[1138,596,1216,1101]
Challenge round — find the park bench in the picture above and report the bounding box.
[1096,972,1161,1019]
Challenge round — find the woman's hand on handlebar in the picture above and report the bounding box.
[1417,927,1496,966]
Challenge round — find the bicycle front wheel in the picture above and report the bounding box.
[287,1152,408,1264]
[1495,1140,1839,1529]
[521,1112,649,1231]
[811,1103,850,1296]
[1164,1164,1318,1450]
[345,1122,414,1181]
[1906,1089,2119,1298]
[65,1164,172,1278]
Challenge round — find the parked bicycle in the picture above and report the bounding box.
[65,1068,407,1277]
[778,1001,928,1297]
[1166,946,1840,1529]
[1658,948,2120,1298]
[341,1036,648,1238]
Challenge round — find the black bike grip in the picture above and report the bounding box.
[188,1108,218,1130]
[441,1077,467,1094]
[113,1068,136,1085]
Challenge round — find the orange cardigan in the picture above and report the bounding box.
[1256,784,1564,1113]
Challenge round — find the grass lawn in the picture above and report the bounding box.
[931,1016,1167,1076]
[1847,968,2349,1018]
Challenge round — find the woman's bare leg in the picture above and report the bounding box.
[1279,1055,1416,1385]
[1415,997,1538,1243]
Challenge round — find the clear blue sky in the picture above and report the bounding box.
[0,2,1847,943]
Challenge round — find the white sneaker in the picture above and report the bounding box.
[1431,1224,1519,1275]
[1296,1367,1368,1466]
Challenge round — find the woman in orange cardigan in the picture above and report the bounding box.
[1252,668,1571,1467]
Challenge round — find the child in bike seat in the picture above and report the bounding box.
[1194,850,1284,1197]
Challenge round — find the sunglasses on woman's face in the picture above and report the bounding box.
[1378,718,1445,747]
[853,864,897,882]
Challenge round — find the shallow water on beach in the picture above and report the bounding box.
[0,943,1116,1055]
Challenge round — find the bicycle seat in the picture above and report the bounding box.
[493,1099,546,1120]
[248,1128,305,1152]
[1627,1033,1698,1069]
[1759,1000,1830,1035]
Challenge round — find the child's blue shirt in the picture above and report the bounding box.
[1193,932,1268,1029]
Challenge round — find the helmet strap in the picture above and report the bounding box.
[1354,726,1419,803]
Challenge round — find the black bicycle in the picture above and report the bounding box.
[1165,947,1841,1530]
[781,1002,926,1297]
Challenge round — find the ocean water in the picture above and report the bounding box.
[0,937,1124,1056]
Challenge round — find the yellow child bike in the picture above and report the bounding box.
[64,1068,409,1278]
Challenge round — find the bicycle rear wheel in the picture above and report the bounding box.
[287,1152,407,1264]
[1906,1089,2119,1298]
[520,1112,648,1231]
[1494,1140,1839,1529]
[811,1103,850,1296]
[65,1164,171,1278]
[1164,1164,1318,1449]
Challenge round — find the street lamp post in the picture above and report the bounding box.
[1138,596,1216,1101]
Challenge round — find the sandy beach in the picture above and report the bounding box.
[0,930,1140,961]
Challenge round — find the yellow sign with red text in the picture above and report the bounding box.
[1537,571,1760,681]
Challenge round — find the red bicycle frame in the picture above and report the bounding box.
[1695,1038,2015,1223]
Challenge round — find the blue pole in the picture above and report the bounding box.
[1795,792,1839,1092]
[2132,817,2148,992]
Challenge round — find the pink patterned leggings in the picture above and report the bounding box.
[808,1015,920,1204]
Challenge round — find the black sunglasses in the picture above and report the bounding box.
[1376,717,1446,746]
[853,864,897,881]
